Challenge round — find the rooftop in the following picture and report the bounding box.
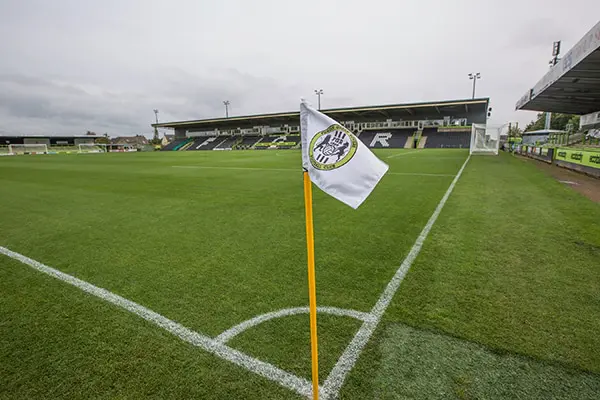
[153,98,490,130]
[523,129,565,135]
[516,21,600,115]
[0,134,102,138]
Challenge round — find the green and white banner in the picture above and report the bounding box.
[555,148,600,169]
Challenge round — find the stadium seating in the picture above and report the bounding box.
[187,137,223,151]
[254,135,300,149]
[236,136,262,149]
[159,128,472,152]
[423,129,470,148]
[161,138,188,151]
[214,136,239,150]
[358,129,416,148]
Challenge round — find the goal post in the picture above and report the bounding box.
[78,143,108,153]
[8,144,48,155]
[0,146,14,156]
[470,124,507,155]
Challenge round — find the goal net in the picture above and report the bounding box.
[470,124,507,155]
[0,146,13,156]
[78,143,108,153]
[8,144,48,155]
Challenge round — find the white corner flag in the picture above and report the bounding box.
[300,100,389,209]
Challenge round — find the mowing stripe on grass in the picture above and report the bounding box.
[216,306,374,344]
[391,172,455,177]
[321,155,471,400]
[400,156,468,159]
[1,153,467,399]
[172,165,299,172]
[0,246,314,398]
[172,165,453,177]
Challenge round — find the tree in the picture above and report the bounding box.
[153,126,160,143]
[566,115,580,132]
[524,113,580,132]
[508,124,523,137]
[524,114,543,132]
[95,134,110,145]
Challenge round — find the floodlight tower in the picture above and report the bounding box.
[153,109,159,142]
[545,41,561,130]
[223,100,230,118]
[468,73,481,99]
[314,89,323,110]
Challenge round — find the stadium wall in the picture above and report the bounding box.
[516,145,600,178]
[174,128,186,139]
[554,148,600,178]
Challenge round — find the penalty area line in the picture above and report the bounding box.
[320,155,471,400]
[0,246,313,398]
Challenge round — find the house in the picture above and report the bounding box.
[111,135,149,149]
[161,134,174,147]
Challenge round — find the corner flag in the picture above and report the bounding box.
[300,100,388,400]
[300,100,389,209]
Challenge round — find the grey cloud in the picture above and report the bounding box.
[0,68,300,135]
[0,74,142,134]
[0,95,53,119]
[1,0,599,134]
[507,18,567,49]
[149,67,304,122]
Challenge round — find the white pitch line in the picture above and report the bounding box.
[0,246,313,398]
[2,153,468,399]
[321,155,471,400]
[216,306,374,344]
[172,165,453,177]
[386,150,419,159]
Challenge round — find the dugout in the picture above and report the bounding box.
[521,129,565,145]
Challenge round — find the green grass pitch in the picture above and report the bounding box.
[1,149,599,399]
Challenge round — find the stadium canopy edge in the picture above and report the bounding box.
[152,98,489,129]
[515,20,600,115]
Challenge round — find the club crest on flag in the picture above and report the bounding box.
[309,124,358,170]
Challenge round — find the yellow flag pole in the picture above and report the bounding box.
[303,170,319,400]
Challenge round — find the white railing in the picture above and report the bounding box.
[188,130,219,137]
[240,128,260,135]
[186,118,471,138]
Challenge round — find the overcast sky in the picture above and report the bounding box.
[0,0,599,136]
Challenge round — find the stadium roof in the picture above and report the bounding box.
[522,129,564,135]
[516,20,600,115]
[153,98,489,130]
[0,134,102,138]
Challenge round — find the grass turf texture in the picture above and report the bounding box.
[1,149,599,399]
